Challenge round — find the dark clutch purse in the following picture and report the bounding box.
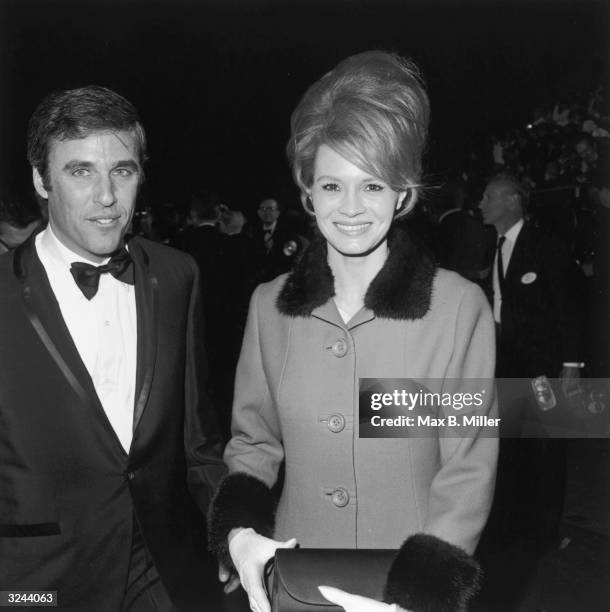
[264,548,397,611]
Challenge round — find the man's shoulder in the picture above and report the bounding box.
[0,249,18,286]
[518,222,559,244]
[0,251,25,313]
[517,223,569,259]
[129,235,195,268]
[129,236,200,291]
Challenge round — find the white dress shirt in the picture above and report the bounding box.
[493,218,524,323]
[36,226,137,452]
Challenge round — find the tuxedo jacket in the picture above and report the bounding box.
[497,222,585,378]
[0,233,225,611]
[251,217,307,285]
[435,209,496,282]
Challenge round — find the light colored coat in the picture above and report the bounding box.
[224,231,498,555]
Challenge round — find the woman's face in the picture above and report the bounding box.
[309,144,405,257]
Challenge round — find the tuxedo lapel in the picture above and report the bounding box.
[129,239,159,432]
[14,235,128,457]
[505,224,531,286]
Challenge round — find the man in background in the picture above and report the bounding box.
[0,191,43,253]
[478,171,585,551]
[252,197,307,284]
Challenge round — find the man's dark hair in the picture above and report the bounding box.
[189,191,221,222]
[0,191,42,228]
[27,85,147,190]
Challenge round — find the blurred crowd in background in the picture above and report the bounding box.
[1,81,608,439]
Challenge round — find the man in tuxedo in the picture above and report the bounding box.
[251,198,306,285]
[479,172,584,382]
[478,172,585,552]
[0,86,225,610]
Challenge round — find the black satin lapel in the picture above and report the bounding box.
[15,236,129,458]
[505,225,529,283]
[16,239,95,405]
[22,284,90,405]
[132,244,159,431]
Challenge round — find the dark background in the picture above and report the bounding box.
[1,0,607,212]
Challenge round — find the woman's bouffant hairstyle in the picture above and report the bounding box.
[287,50,430,216]
[27,85,147,190]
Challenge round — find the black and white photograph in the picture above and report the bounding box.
[0,0,608,610]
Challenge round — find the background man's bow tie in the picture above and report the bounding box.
[70,247,134,300]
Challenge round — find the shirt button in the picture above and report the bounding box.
[331,338,348,357]
[331,487,350,507]
[328,413,346,433]
[104,320,110,327]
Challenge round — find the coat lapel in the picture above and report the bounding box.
[277,224,436,321]
[14,234,128,457]
[128,238,159,432]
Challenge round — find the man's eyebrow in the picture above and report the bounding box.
[113,159,140,171]
[62,160,94,172]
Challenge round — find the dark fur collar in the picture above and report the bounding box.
[277,224,436,320]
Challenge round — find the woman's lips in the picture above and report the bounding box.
[333,222,372,235]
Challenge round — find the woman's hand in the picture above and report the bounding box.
[318,586,408,612]
[228,527,297,612]
[218,561,241,594]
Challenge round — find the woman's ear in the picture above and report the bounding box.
[396,189,417,216]
[396,191,408,211]
[302,191,315,216]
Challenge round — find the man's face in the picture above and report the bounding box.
[34,130,141,263]
[257,199,280,225]
[479,181,514,228]
[576,140,597,164]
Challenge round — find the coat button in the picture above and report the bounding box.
[328,413,346,433]
[331,487,350,507]
[126,471,135,481]
[331,338,348,357]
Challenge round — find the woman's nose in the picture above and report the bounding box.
[338,191,365,216]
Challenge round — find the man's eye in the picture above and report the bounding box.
[364,183,384,192]
[113,168,134,178]
[322,183,340,192]
[72,168,90,177]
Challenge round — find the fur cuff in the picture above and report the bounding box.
[207,472,276,569]
[383,534,481,612]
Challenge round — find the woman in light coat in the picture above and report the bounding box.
[209,51,498,612]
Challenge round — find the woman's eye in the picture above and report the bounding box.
[321,183,340,192]
[365,183,384,192]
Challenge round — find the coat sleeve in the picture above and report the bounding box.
[184,258,227,515]
[383,282,496,611]
[207,284,285,566]
[424,281,498,555]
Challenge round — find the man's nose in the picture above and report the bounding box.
[94,175,117,207]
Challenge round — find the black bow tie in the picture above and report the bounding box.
[70,247,135,300]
